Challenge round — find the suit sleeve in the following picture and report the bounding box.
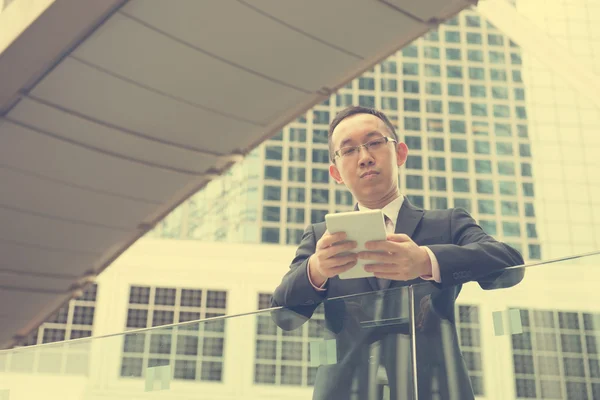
[426,208,525,290]
[271,224,328,308]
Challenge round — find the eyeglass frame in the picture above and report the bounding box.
[333,136,398,160]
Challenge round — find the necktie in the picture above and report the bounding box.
[377,215,394,290]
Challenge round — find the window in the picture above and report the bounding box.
[501,201,519,216]
[424,46,440,59]
[478,200,495,215]
[403,62,419,75]
[271,131,283,141]
[430,197,448,210]
[466,16,480,27]
[424,64,441,77]
[426,82,442,95]
[381,96,398,110]
[529,244,541,259]
[451,139,467,152]
[499,181,517,195]
[489,51,505,64]
[429,176,447,191]
[426,100,443,113]
[477,180,494,194]
[467,50,483,62]
[287,208,305,224]
[520,144,531,157]
[446,48,461,60]
[263,206,280,222]
[429,157,446,171]
[381,60,397,73]
[523,183,535,197]
[311,189,329,204]
[335,190,354,206]
[406,155,423,169]
[448,83,463,96]
[525,203,535,217]
[452,158,469,172]
[469,68,485,80]
[288,167,306,182]
[454,198,471,212]
[446,16,459,26]
[492,87,509,99]
[512,70,523,83]
[474,141,490,154]
[263,186,281,201]
[404,117,421,131]
[336,93,353,107]
[445,31,461,43]
[313,129,328,144]
[488,34,504,46]
[407,195,424,208]
[402,45,418,57]
[381,78,398,92]
[467,33,482,44]
[498,161,515,176]
[313,111,329,125]
[286,229,304,245]
[472,121,489,136]
[428,137,444,151]
[311,209,328,224]
[264,166,281,180]
[312,149,329,164]
[449,102,465,115]
[122,286,227,381]
[404,99,421,112]
[526,224,537,238]
[495,123,512,137]
[516,106,527,119]
[517,125,528,138]
[503,222,521,237]
[521,163,533,177]
[471,103,488,116]
[262,228,279,243]
[447,66,463,79]
[450,120,466,134]
[491,69,507,81]
[514,88,525,101]
[475,160,492,174]
[288,187,305,202]
[288,147,306,162]
[453,178,470,192]
[494,105,511,118]
[511,53,522,65]
[312,169,329,184]
[406,136,422,150]
[358,77,374,90]
[424,29,439,41]
[470,85,486,98]
[289,128,306,142]
[404,80,420,93]
[427,119,444,132]
[359,95,375,107]
[479,220,496,235]
[496,142,513,155]
[406,175,424,189]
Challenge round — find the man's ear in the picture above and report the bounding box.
[396,142,409,167]
[329,163,344,184]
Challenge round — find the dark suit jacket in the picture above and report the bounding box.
[271,197,525,400]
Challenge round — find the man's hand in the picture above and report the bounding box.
[309,231,357,287]
[357,234,432,281]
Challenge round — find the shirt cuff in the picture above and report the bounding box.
[420,246,442,283]
[307,259,328,291]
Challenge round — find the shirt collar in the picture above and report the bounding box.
[357,195,405,225]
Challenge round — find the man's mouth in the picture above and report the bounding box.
[360,171,379,178]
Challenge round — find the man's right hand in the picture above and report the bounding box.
[308,231,358,287]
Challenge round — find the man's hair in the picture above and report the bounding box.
[328,106,399,163]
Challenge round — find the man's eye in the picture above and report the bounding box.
[342,148,356,156]
[369,139,384,148]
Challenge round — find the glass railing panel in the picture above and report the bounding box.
[411,251,600,400]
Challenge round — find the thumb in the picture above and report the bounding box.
[387,233,412,242]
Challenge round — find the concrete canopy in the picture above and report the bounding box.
[0,0,473,348]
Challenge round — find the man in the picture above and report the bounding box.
[271,106,524,399]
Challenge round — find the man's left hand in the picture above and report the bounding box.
[358,234,432,281]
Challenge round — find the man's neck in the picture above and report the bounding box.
[359,190,401,210]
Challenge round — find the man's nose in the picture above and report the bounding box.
[358,146,375,167]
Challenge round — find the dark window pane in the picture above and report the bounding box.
[263,186,281,201]
[453,178,470,192]
[264,166,281,180]
[403,80,420,93]
[450,120,466,133]
[452,158,469,172]
[406,155,423,170]
[288,188,305,202]
[428,157,446,171]
[406,136,422,149]
[475,160,492,174]
[261,228,279,243]
[406,175,424,189]
[311,189,329,204]
[428,137,444,151]
[429,176,447,191]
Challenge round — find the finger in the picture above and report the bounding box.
[330,259,358,274]
[357,251,393,263]
[363,263,398,274]
[322,241,357,258]
[317,231,347,249]
[322,254,358,270]
[387,233,412,242]
[365,239,408,252]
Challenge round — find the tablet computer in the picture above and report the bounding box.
[325,209,387,279]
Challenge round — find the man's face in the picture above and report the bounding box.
[329,114,408,203]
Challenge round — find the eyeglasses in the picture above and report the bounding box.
[334,136,397,159]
